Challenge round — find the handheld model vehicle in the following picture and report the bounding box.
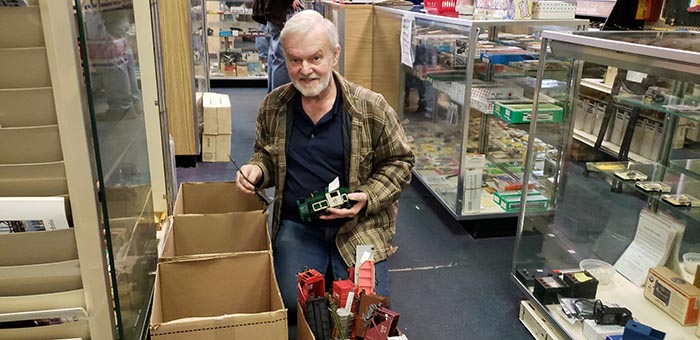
[297,187,353,222]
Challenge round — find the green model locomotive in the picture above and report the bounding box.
[297,187,353,222]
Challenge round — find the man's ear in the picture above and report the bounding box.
[333,45,341,64]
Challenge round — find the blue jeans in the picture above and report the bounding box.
[266,21,291,92]
[255,24,269,60]
[273,219,389,334]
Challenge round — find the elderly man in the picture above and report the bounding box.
[236,9,414,333]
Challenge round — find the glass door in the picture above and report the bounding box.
[74,1,158,338]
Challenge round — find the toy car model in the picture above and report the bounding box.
[297,187,353,222]
[661,194,700,207]
[635,181,671,193]
[614,170,648,181]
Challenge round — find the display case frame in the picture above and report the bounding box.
[372,7,587,221]
[513,30,700,339]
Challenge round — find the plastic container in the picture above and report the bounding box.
[579,259,615,285]
[683,252,700,274]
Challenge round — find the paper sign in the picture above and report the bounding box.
[400,14,414,67]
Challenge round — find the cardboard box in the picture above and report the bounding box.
[202,133,231,163]
[174,181,266,215]
[297,302,316,340]
[161,211,271,259]
[150,252,287,340]
[202,92,232,134]
[644,266,700,326]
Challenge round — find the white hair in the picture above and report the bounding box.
[279,10,339,51]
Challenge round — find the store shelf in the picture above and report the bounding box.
[515,272,697,340]
[210,75,267,80]
[573,128,650,163]
[615,95,700,122]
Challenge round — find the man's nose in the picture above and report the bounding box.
[300,61,313,75]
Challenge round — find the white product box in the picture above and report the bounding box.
[582,319,623,340]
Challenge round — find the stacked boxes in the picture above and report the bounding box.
[151,181,287,339]
[202,92,232,162]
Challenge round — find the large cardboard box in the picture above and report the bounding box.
[202,133,231,163]
[150,252,287,339]
[202,92,232,134]
[161,211,271,259]
[174,181,265,215]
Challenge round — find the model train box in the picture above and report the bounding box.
[493,100,563,124]
[494,190,548,212]
[644,266,700,326]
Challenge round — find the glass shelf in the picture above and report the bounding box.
[615,95,700,121]
[586,162,700,225]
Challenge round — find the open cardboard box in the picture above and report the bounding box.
[297,302,316,340]
[150,251,287,339]
[161,211,271,260]
[174,181,266,215]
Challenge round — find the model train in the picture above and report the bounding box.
[297,187,353,222]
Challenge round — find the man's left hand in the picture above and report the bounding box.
[320,192,368,220]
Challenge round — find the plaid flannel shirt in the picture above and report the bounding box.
[248,71,415,266]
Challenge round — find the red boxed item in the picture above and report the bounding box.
[298,268,324,312]
[332,279,356,307]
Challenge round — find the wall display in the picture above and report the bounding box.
[206,0,267,80]
[512,30,700,340]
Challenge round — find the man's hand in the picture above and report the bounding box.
[236,164,262,195]
[320,192,368,220]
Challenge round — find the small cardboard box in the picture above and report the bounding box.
[202,92,232,134]
[161,211,271,260]
[202,133,231,163]
[150,252,287,340]
[174,181,265,215]
[644,266,700,326]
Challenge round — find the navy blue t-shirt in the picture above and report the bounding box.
[282,84,349,228]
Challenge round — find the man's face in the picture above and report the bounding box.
[283,27,339,97]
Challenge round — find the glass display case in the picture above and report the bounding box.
[75,1,158,339]
[513,31,700,339]
[372,7,587,221]
[206,0,267,80]
[0,1,161,339]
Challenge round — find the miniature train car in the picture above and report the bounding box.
[297,188,352,222]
